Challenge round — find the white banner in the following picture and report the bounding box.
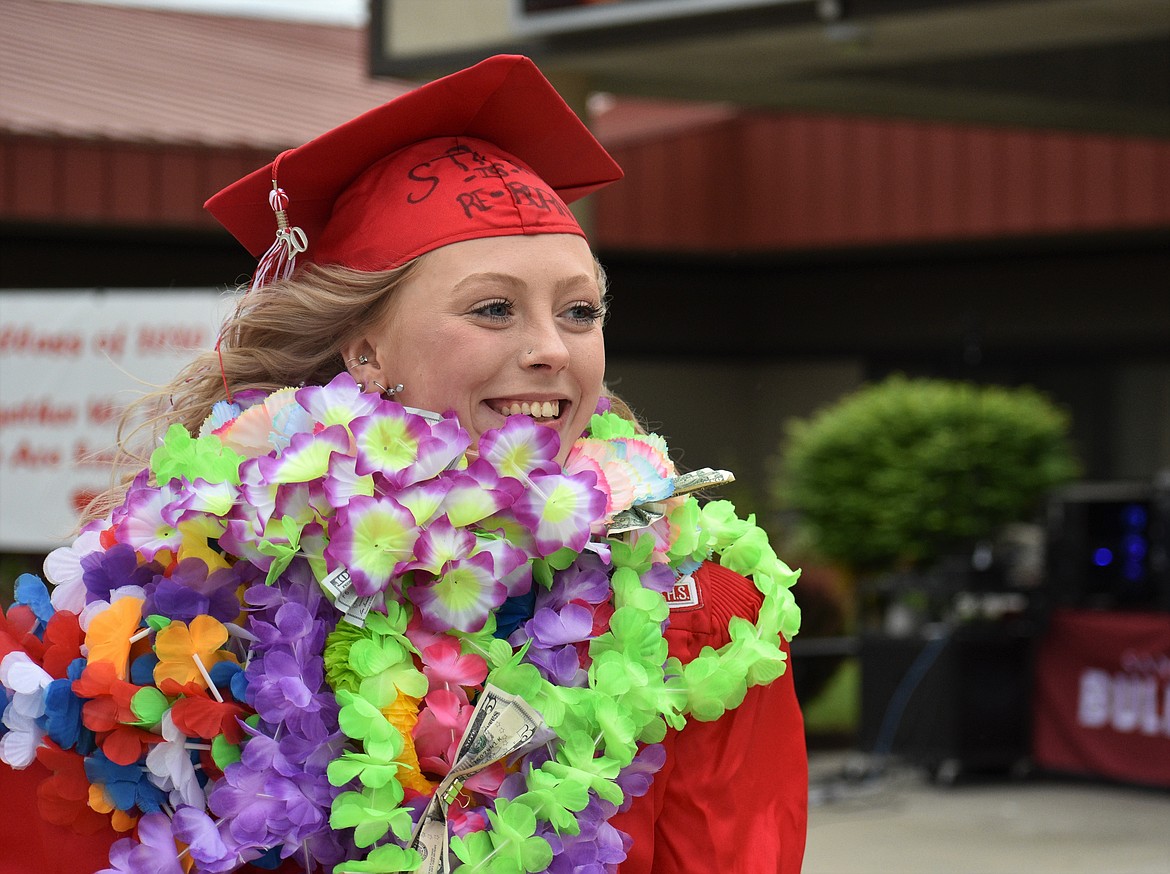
[0,289,230,551]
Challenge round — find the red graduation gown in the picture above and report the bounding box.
[612,561,808,874]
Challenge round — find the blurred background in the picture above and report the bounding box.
[2,1,1169,865]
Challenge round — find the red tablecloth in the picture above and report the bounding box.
[1032,608,1170,787]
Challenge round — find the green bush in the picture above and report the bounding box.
[776,375,1080,574]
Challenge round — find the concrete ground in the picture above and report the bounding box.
[802,750,1170,874]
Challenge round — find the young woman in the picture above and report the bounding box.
[0,55,806,874]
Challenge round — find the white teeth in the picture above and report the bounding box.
[495,401,561,419]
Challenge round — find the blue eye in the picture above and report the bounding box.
[474,298,512,321]
[567,302,606,325]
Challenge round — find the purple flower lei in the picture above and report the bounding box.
[0,372,801,874]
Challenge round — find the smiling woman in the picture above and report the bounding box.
[0,55,806,874]
[344,234,607,465]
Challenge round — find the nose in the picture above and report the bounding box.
[523,316,571,371]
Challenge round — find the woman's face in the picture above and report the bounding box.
[349,233,606,464]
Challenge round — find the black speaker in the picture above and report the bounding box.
[858,625,1033,779]
[1045,480,1170,612]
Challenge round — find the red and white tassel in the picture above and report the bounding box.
[249,181,308,293]
[218,174,308,401]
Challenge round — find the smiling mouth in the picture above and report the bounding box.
[491,400,563,421]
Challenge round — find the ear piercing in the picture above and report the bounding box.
[347,355,400,397]
[379,381,411,397]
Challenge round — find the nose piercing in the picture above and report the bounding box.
[527,349,534,355]
[374,380,403,397]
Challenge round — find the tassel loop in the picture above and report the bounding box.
[249,180,308,293]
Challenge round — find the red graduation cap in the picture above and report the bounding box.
[205,54,623,281]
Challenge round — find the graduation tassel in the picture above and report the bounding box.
[250,179,308,293]
[218,166,308,402]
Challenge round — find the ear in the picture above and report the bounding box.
[339,335,378,373]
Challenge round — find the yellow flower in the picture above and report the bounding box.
[383,693,435,794]
[88,784,113,814]
[153,615,238,689]
[85,597,145,681]
[176,519,231,573]
[110,809,137,833]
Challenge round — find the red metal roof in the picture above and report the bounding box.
[2,0,412,150]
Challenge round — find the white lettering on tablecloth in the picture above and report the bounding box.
[1077,667,1170,737]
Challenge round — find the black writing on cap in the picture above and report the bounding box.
[407,145,519,204]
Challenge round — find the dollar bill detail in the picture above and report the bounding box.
[409,684,554,872]
[670,467,735,496]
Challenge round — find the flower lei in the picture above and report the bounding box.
[0,372,800,874]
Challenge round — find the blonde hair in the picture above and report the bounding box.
[84,253,638,523]
[85,262,417,522]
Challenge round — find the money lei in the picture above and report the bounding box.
[324,438,801,873]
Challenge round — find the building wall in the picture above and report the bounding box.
[593,111,1170,254]
[598,237,1170,495]
[0,134,272,231]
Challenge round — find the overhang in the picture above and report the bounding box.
[371,0,1170,138]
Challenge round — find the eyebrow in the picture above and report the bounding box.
[451,271,600,295]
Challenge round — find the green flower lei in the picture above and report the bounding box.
[321,411,802,874]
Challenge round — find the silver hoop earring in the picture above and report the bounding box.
[347,355,368,365]
[373,380,403,397]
